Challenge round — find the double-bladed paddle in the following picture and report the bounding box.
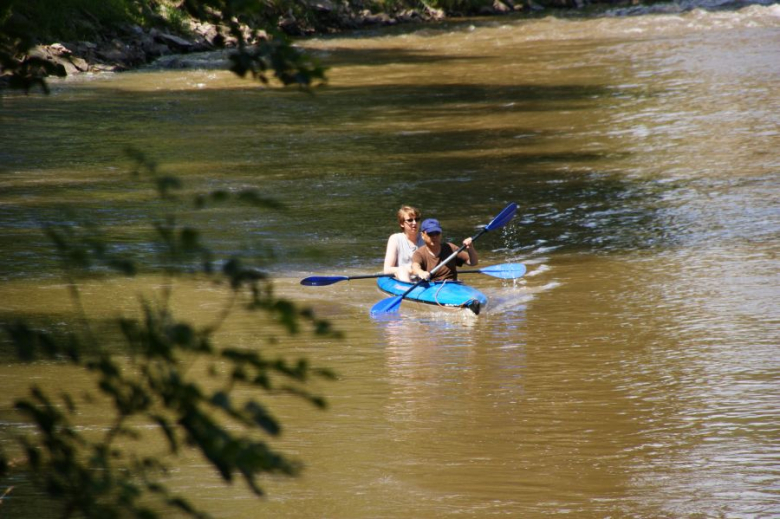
[300,262,526,286]
[370,202,519,317]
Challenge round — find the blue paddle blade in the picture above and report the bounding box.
[300,276,349,286]
[478,263,526,279]
[485,202,518,231]
[370,296,403,316]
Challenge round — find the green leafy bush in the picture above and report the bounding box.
[0,149,339,517]
[8,0,134,41]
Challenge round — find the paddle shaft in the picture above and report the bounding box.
[342,274,390,281]
[398,227,487,299]
[429,227,487,277]
[302,263,525,286]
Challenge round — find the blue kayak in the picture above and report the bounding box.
[376,277,488,315]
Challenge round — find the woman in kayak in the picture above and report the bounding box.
[411,218,478,282]
[383,205,425,282]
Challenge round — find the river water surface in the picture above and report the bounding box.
[1,2,779,517]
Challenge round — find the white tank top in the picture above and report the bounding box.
[393,233,424,268]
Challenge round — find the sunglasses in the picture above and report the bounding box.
[425,231,441,237]
[404,218,419,223]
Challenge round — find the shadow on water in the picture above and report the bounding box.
[1,77,673,278]
[320,83,612,109]
[307,46,490,68]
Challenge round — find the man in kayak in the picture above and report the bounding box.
[411,218,478,282]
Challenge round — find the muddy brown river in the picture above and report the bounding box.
[1,2,778,517]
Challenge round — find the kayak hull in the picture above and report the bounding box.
[376,277,488,315]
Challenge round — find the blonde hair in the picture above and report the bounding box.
[397,205,421,225]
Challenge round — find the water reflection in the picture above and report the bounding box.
[373,307,537,512]
[382,312,479,370]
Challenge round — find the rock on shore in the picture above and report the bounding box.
[30,21,250,75]
[29,1,524,76]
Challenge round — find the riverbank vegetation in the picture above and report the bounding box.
[5,0,595,44]
[1,0,334,91]
[2,0,652,92]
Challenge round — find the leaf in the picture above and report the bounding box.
[4,322,36,362]
[271,299,300,334]
[194,193,207,209]
[210,190,230,203]
[61,393,76,413]
[243,401,281,436]
[210,391,231,411]
[156,176,182,198]
[180,228,200,252]
[167,323,194,347]
[150,415,179,454]
[236,190,284,209]
[108,258,137,276]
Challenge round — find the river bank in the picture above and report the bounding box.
[7,0,775,83]
[27,0,605,78]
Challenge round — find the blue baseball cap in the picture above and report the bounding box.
[421,218,442,234]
